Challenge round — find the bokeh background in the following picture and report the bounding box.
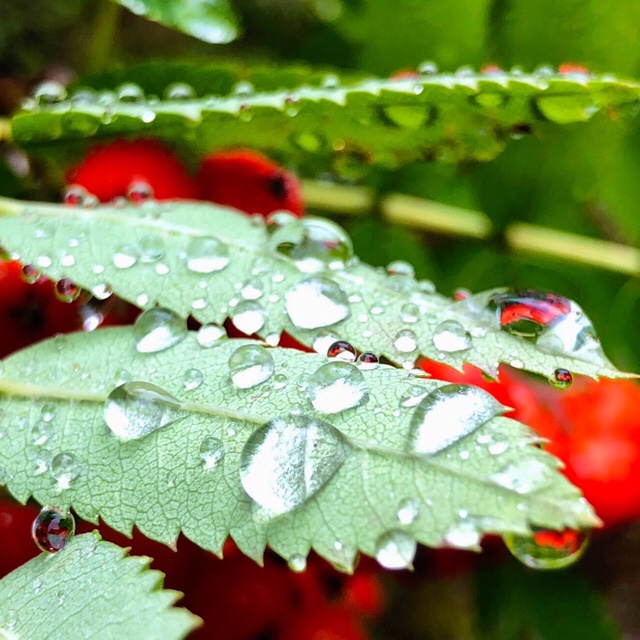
[1,1,639,638]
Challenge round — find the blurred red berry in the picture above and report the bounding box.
[558,62,590,75]
[196,149,304,217]
[0,499,40,578]
[66,138,199,202]
[390,69,420,81]
[278,606,369,640]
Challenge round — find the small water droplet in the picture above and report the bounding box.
[185,236,230,273]
[273,373,288,390]
[407,384,505,455]
[327,340,357,363]
[138,235,165,262]
[20,264,41,284]
[375,530,416,569]
[286,277,350,329]
[231,300,266,335]
[165,82,195,100]
[116,82,145,102]
[115,368,133,386]
[488,441,509,455]
[229,344,274,389]
[443,519,482,549]
[50,452,82,489]
[33,80,67,104]
[199,437,225,469]
[357,352,379,370]
[240,414,351,515]
[400,303,420,324]
[307,362,368,414]
[104,381,185,440]
[127,179,154,204]
[41,403,56,422]
[312,330,339,355]
[394,329,418,353]
[31,506,75,553]
[550,368,573,390]
[197,323,227,347]
[397,498,420,525]
[269,217,353,273]
[492,459,553,493]
[183,369,204,391]
[432,320,472,352]
[31,420,55,446]
[266,211,298,234]
[91,282,113,300]
[240,277,265,300]
[113,244,140,269]
[63,184,94,207]
[399,385,428,408]
[387,260,415,277]
[288,554,307,572]
[504,527,590,569]
[134,307,187,353]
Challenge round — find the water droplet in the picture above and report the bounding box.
[386,260,413,278]
[286,277,350,330]
[231,300,266,335]
[138,234,165,262]
[400,303,420,324]
[357,352,379,370]
[197,323,227,347]
[397,498,420,525]
[228,344,274,389]
[418,60,438,75]
[312,330,339,355]
[50,452,82,489]
[20,264,41,284]
[33,80,67,104]
[489,289,605,364]
[104,381,185,440]
[31,506,75,553]
[288,554,307,572]
[443,519,482,549]
[55,278,82,302]
[115,368,133,386]
[31,420,54,446]
[240,414,351,515]
[381,105,435,129]
[407,384,505,455]
[183,369,204,391]
[432,320,472,352]
[327,340,357,362]
[165,82,195,100]
[488,441,508,455]
[504,527,590,569]
[240,277,264,300]
[266,211,298,234]
[127,179,154,204]
[63,184,94,206]
[185,236,230,273]
[134,307,187,353]
[307,362,368,414]
[116,82,145,102]
[199,437,225,469]
[269,217,353,273]
[394,329,418,353]
[113,244,140,269]
[550,368,573,390]
[34,450,50,475]
[399,385,428,408]
[91,282,113,300]
[535,94,598,123]
[492,459,554,493]
[375,530,416,569]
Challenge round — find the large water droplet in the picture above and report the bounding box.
[134,308,187,353]
[31,506,75,553]
[407,384,505,455]
[199,437,225,469]
[231,301,266,335]
[269,217,353,273]
[432,320,472,352]
[307,362,368,414]
[228,344,274,389]
[104,382,185,441]
[504,527,590,569]
[240,414,351,515]
[374,530,416,569]
[286,277,350,329]
[185,236,230,273]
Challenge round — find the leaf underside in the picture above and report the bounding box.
[0,198,626,381]
[12,70,640,171]
[0,533,199,639]
[0,328,598,571]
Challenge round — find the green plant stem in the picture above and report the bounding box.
[302,180,640,276]
[85,0,122,73]
[0,119,11,143]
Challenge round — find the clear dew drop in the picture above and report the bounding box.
[432,320,472,353]
[399,385,428,408]
[185,236,230,273]
[240,277,265,300]
[374,530,416,570]
[288,554,307,572]
[397,498,420,525]
[116,82,145,102]
[113,244,140,269]
[199,437,225,469]
[50,452,82,489]
[400,303,420,324]
[33,80,67,104]
[286,276,350,330]
[183,368,204,391]
[269,216,353,273]
[239,413,351,515]
[393,329,418,353]
[228,344,274,389]
[386,260,415,278]
[31,506,75,553]
[407,384,505,455]
[327,341,356,363]
[491,459,554,494]
[104,381,185,441]
[91,282,113,300]
[165,82,195,100]
[307,362,368,414]
[138,234,165,262]
[504,528,590,570]
[127,179,154,204]
[273,373,288,390]
[357,352,379,370]
[266,210,298,234]
[550,368,573,390]
[20,264,41,284]
[31,420,55,446]
[231,300,266,335]
[134,307,187,353]
[443,519,482,550]
[312,330,340,355]
[197,323,227,347]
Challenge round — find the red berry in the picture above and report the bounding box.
[196,149,304,217]
[0,500,41,578]
[66,138,199,203]
[390,69,420,81]
[278,606,369,640]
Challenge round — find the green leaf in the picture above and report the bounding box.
[0,329,598,570]
[0,197,627,381]
[0,533,199,640]
[12,70,640,170]
[113,0,240,44]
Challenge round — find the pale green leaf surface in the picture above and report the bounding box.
[12,71,640,169]
[0,533,199,640]
[0,197,626,381]
[114,0,240,44]
[0,329,598,570]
